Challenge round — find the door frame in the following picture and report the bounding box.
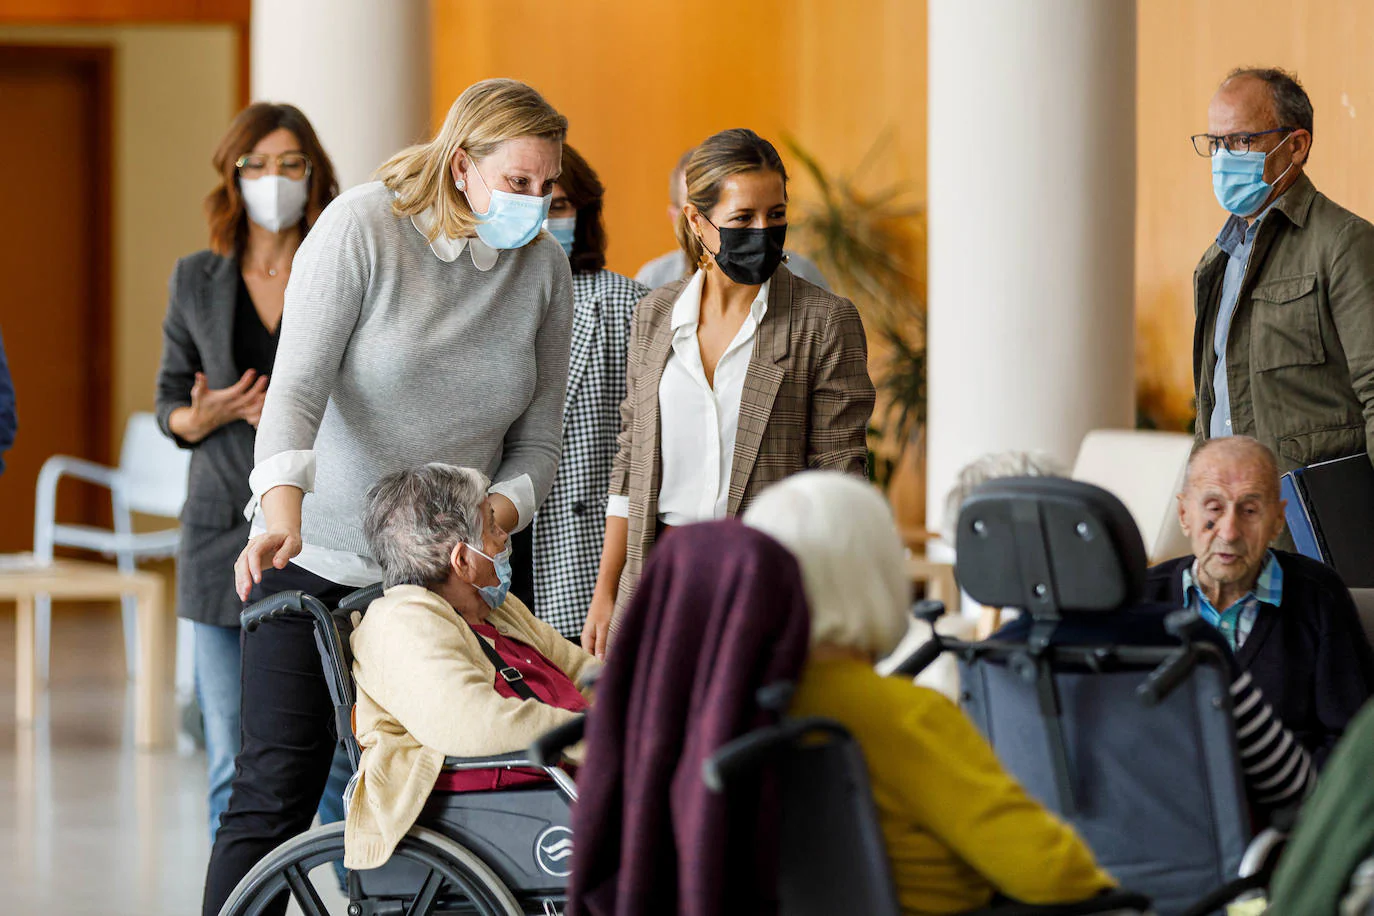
[0,44,114,467]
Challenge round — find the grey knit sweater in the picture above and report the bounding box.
[253,181,574,557]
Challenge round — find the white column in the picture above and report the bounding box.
[926,0,1137,535]
[251,0,430,189]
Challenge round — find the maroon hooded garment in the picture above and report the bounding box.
[568,520,811,916]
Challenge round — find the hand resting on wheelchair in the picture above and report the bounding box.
[343,464,599,872]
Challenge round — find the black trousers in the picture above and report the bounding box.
[201,563,356,916]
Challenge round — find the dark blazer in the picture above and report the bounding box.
[607,266,875,620]
[1144,551,1374,766]
[154,250,260,627]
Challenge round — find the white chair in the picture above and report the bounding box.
[33,412,190,680]
[1071,429,1194,564]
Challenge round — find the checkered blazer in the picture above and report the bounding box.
[531,268,649,637]
[608,265,875,621]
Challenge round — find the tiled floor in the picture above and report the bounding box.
[0,604,346,915]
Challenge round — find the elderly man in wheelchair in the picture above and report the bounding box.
[221,463,595,916]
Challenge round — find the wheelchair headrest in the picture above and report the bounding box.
[955,477,1147,616]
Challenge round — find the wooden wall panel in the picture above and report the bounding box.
[1136,0,1374,429]
[0,0,248,24]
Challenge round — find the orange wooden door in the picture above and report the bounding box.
[0,46,113,554]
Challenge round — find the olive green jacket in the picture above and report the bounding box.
[1193,173,1374,474]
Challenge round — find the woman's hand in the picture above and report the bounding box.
[175,370,269,441]
[581,592,614,660]
[235,528,303,601]
[235,485,306,601]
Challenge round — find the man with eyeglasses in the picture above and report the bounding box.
[1190,67,1374,521]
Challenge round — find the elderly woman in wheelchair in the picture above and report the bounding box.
[221,462,596,916]
[346,463,597,869]
[743,472,1119,915]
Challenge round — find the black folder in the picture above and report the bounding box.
[1280,453,1374,587]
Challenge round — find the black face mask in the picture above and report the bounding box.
[706,220,787,285]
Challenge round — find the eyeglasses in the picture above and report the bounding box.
[1190,128,1295,158]
[236,152,312,180]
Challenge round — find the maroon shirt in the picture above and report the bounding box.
[432,622,588,793]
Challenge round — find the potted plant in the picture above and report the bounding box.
[783,133,927,492]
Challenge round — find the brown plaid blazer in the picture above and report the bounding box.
[608,265,875,619]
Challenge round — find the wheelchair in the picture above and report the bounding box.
[218,584,581,916]
[891,477,1289,916]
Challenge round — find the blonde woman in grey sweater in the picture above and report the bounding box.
[203,79,574,916]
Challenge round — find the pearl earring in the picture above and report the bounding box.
[455,178,466,192]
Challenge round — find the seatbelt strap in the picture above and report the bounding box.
[465,620,540,702]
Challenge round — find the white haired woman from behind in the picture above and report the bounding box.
[743,471,1115,916]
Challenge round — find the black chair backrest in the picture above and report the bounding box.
[704,718,900,916]
[956,477,1147,618]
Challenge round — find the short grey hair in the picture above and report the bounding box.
[362,463,491,589]
[1226,66,1314,136]
[942,451,1065,542]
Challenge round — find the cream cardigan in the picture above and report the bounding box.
[344,585,597,869]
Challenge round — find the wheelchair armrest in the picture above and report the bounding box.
[702,717,851,793]
[962,889,1152,915]
[527,715,586,767]
[441,751,539,769]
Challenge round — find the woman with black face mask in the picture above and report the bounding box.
[581,128,876,658]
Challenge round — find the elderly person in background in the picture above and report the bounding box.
[744,471,1116,915]
[1143,436,1374,766]
[345,463,596,870]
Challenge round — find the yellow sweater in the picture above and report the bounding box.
[789,657,1114,915]
[345,586,598,869]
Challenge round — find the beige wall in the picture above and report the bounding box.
[1136,0,1374,430]
[0,25,238,452]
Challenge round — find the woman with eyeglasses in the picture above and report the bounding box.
[201,79,574,916]
[154,102,338,846]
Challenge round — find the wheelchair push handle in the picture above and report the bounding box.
[1136,645,1197,707]
[240,590,332,632]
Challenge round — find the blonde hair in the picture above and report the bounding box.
[743,471,909,658]
[376,78,567,241]
[675,128,788,270]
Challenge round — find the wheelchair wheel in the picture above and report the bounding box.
[218,822,523,916]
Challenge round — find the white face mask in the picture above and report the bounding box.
[240,175,308,233]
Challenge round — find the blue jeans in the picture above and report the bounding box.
[194,622,242,845]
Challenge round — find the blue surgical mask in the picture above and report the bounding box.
[1211,134,1295,217]
[461,160,551,250]
[468,542,513,609]
[543,216,576,257]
